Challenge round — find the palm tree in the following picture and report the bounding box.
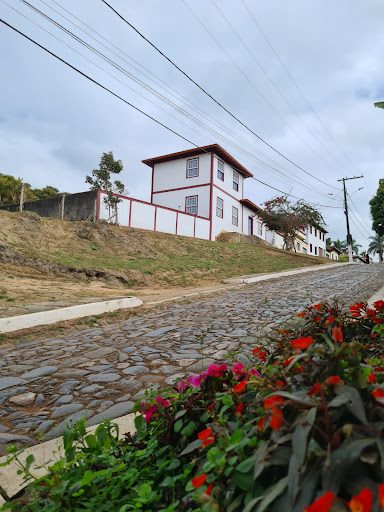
[367,234,384,263]
[332,239,347,253]
[349,238,362,255]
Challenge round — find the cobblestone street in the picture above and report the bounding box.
[1,264,383,450]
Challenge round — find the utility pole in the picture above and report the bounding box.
[19,181,24,212]
[337,176,364,263]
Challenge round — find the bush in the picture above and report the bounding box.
[3,300,384,511]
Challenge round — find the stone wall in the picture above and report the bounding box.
[0,191,98,221]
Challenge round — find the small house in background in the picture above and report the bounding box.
[326,246,342,260]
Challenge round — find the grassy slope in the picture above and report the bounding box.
[0,211,333,287]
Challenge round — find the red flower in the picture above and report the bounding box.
[202,437,215,448]
[270,406,284,431]
[308,382,321,396]
[276,380,284,387]
[297,311,306,318]
[368,373,376,383]
[192,474,207,488]
[198,428,213,441]
[232,362,246,375]
[207,402,215,412]
[375,367,384,372]
[316,315,321,323]
[374,300,384,311]
[324,376,342,386]
[348,488,373,512]
[291,336,313,349]
[257,417,266,431]
[304,491,335,512]
[206,363,227,377]
[233,380,247,393]
[235,403,244,415]
[283,356,295,366]
[325,316,335,326]
[379,483,384,508]
[258,351,267,360]
[205,483,214,496]
[278,329,288,334]
[332,326,343,342]
[252,347,261,354]
[314,303,322,310]
[264,395,284,410]
[372,388,384,401]
[366,309,377,317]
[374,318,383,324]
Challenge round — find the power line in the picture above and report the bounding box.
[99,0,339,191]
[208,0,346,172]
[0,16,341,209]
[12,0,340,203]
[239,0,362,175]
[347,192,372,232]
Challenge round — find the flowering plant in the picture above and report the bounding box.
[4,299,384,511]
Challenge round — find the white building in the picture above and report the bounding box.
[97,143,327,257]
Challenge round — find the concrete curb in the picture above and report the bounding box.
[0,297,143,334]
[222,262,354,284]
[368,283,384,306]
[0,413,136,502]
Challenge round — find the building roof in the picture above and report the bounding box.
[142,144,253,178]
[240,198,262,213]
[326,246,342,254]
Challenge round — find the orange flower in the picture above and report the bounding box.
[374,318,383,324]
[270,406,284,431]
[283,356,295,366]
[304,491,335,512]
[316,315,321,323]
[258,351,267,360]
[192,474,207,488]
[366,309,377,317]
[278,329,288,335]
[314,303,322,310]
[235,403,244,415]
[348,488,373,512]
[325,316,335,326]
[233,380,247,393]
[264,395,284,410]
[297,311,306,318]
[332,326,343,342]
[374,300,384,311]
[205,483,214,496]
[324,376,342,386]
[308,382,321,396]
[202,437,215,448]
[368,373,376,383]
[379,483,384,508]
[252,347,261,354]
[198,428,213,441]
[291,336,313,349]
[257,417,266,431]
[276,380,284,387]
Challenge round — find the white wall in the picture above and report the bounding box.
[152,153,212,192]
[306,227,327,257]
[195,217,210,239]
[242,206,267,240]
[155,207,176,235]
[153,186,210,219]
[212,155,244,201]
[211,189,243,239]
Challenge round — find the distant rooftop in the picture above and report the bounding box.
[142,144,253,178]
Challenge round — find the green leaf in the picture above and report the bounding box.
[167,459,180,471]
[134,415,146,436]
[254,476,288,512]
[236,455,256,473]
[286,352,309,371]
[181,421,196,436]
[175,410,187,420]
[160,476,173,488]
[174,419,183,433]
[334,386,368,425]
[292,408,316,465]
[232,468,254,491]
[180,439,202,456]
[265,391,311,407]
[84,434,97,449]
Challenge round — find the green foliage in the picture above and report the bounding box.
[258,196,325,252]
[5,300,384,511]
[0,173,60,206]
[367,233,384,263]
[369,179,384,236]
[331,238,347,253]
[85,151,126,223]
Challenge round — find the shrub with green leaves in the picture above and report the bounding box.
[3,300,384,511]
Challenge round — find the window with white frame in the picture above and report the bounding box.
[217,161,224,181]
[232,206,238,226]
[187,158,198,178]
[258,221,262,235]
[186,195,198,215]
[303,247,307,254]
[233,172,239,191]
[216,197,223,218]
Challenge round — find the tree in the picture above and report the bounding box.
[86,151,125,223]
[258,196,325,252]
[332,239,347,253]
[369,179,384,235]
[367,234,384,263]
[33,186,60,200]
[326,237,332,246]
[349,238,362,255]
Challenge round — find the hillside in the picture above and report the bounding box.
[0,210,333,308]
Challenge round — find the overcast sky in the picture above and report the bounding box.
[1,0,384,255]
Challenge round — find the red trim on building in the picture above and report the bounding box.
[185,195,198,215]
[128,199,132,227]
[209,153,214,241]
[96,189,101,220]
[186,157,199,179]
[217,159,224,181]
[240,198,262,213]
[153,183,209,194]
[154,205,157,231]
[213,184,240,203]
[176,211,179,235]
[150,165,154,203]
[232,206,239,226]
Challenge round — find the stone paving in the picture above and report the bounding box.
[0,265,383,452]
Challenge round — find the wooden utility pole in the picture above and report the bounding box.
[19,181,24,212]
[337,176,364,263]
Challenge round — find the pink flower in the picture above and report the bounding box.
[140,404,157,422]
[247,369,261,377]
[206,363,228,378]
[232,362,246,375]
[177,379,188,392]
[188,374,204,387]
